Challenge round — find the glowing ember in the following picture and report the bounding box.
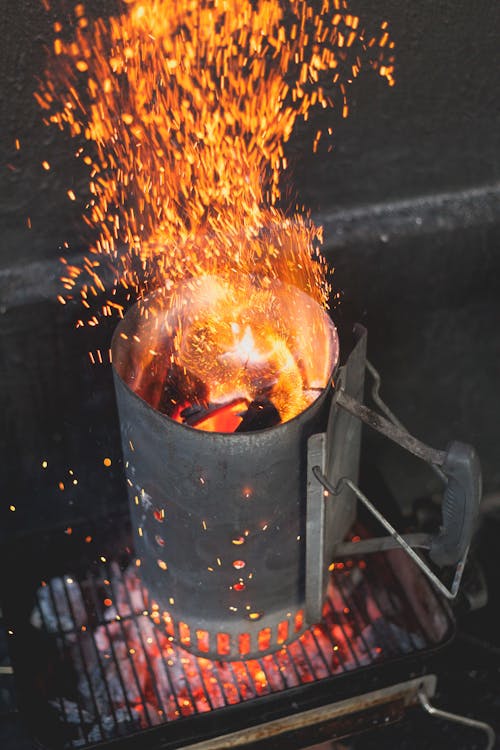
[171,280,322,426]
[37,0,395,325]
[28,547,449,739]
[112,275,339,428]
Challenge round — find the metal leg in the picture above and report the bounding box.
[312,467,467,600]
[418,690,495,750]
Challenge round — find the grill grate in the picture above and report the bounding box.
[27,543,451,748]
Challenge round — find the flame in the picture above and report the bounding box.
[114,276,340,427]
[226,326,264,368]
[176,284,308,422]
[37,0,395,320]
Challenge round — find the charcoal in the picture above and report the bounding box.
[50,698,94,725]
[87,707,140,743]
[235,398,281,431]
[30,555,435,744]
[360,619,424,658]
[181,404,208,422]
[31,577,87,633]
[157,363,208,417]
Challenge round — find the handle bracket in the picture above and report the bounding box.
[305,356,482,620]
[312,467,468,601]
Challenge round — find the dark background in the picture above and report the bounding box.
[1,2,500,749]
[0,0,499,540]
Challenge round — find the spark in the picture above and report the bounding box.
[37,0,394,324]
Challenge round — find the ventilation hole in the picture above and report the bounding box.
[238,632,251,656]
[179,621,191,647]
[217,632,231,656]
[162,611,174,637]
[232,559,246,569]
[196,629,209,653]
[277,620,289,644]
[294,609,304,633]
[258,627,271,651]
[233,581,245,591]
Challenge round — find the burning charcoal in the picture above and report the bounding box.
[121,564,150,614]
[211,662,242,705]
[300,630,330,679]
[73,635,117,719]
[234,664,260,699]
[286,640,315,682]
[235,398,281,432]
[386,549,450,642]
[195,659,227,709]
[360,620,424,659]
[260,654,287,691]
[174,650,213,713]
[31,576,87,633]
[188,397,249,432]
[273,647,301,688]
[157,362,208,418]
[93,618,150,709]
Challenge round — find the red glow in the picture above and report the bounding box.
[238,633,251,656]
[257,628,271,651]
[37,549,435,730]
[217,633,231,656]
[189,399,248,433]
[277,620,289,644]
[170,401,192,422]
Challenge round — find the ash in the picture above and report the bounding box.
[30,557,443,748]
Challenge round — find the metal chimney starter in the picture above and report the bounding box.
[111,277,344,660]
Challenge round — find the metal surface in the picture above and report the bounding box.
[305,324,367,623]
[112,280,339,660]
[334,533,432,556]
[418,690,495,750]
[180,675,438,750]
[306,353,481,605]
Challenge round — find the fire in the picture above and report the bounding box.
[113,276,340,427]
[37,0,395,323]
[175,282,308,424]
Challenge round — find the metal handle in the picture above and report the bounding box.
[336,390,482,570]
[419,690,495,749]
[429,441,482,566]
[305,342,482,620]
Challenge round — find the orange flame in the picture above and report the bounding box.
[37,0,395,318]
[112,276,339,426]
